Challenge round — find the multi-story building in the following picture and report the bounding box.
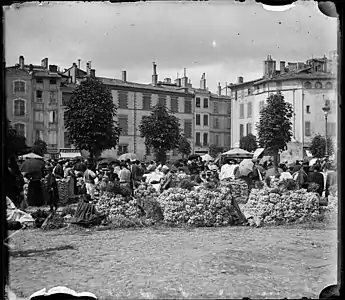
[59,61,232,160]
[6,56,62,157]
[229,51,337,155]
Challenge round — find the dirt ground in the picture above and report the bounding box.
[8,224,337,300]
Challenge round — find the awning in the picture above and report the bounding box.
[253,148,265,159]
[59,148,82,159]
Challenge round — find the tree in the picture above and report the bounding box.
[139,104,181,164]
[177,135,191,158]
[309,134,334,158]
[240,133,258,152]
[32,139,47,157]
[64,78,121,161]
[209,144,223,158]
[256,92,293,174]
[4,118,28,158]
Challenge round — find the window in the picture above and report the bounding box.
[14,80,25,93]
[35,111,44,122]
[195,132,201,146]
[306,105,311,113]
[305,121,311,136]
[142,93,152,110]
[119,116,128,136]
[256,85,260,92]
[214,118,219,129]
[118,91,128,109]
[304,81,312,89]
[62,93,72,106]
[215,134,220,146]
[184,120,192,138]
[184,99,192,113]
[276,81,282,90]
[327,123,337,136]
[13,99,25,116]
[240,124,244,139]
[325,99,331,108]
[239,103,244,118]
[227,103,231,114]
[315,82,323,89]
[196,114,201,125]
[48,131,57,147]
[214,102,219,113]
[326,82,333,89]
[158,95,167,107]
[35,130,44,141]
[36,90,43,102]
[171,96,178,112]
[203,115,208,126]
[247,102,252,118]
[49,79,57,85]
[196,97,201,108]
[226,118,231,129]
[203,98,209,108]
[49,111,57,123]
[259,100,265,112]
[14,123,25,137]
[235,91,238,101]
[118,145,128,155]
[49,91,57,104]
[246,123,252,135]
[64,131,71,148]
[248,88,252,95]
[263,83,266,91]
[36,78,43,84]
[203,133,208,146]
[224,134,230,147]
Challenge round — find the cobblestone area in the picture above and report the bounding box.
[9,226,337,299]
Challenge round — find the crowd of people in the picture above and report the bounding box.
[5,154,337,213]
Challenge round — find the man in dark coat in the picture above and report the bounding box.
[308,164,325,196]
[45,166,59,211]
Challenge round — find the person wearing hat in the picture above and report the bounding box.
[53,159,64,179]
[119,162,131,192]
[83,163,97,200]
[44,166,59,212]
[160,165,172,193]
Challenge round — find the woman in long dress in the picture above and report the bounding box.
[26,167,45,207]
[45,166,59,211]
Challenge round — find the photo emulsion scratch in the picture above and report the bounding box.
[3,0,340,299]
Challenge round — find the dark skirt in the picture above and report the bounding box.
[27,180,45,207]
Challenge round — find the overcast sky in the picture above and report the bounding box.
[5,1,337,93]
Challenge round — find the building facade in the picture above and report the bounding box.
[6,56,62,157]
[229,51,338,154]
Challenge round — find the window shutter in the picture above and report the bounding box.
[203,115,208,126]
[118,91,128,109]
[184,120,192,138]
[305,121,311,136]
[158,95,167,107]
[142,93,152,110]
[240,124,244,138]
[196,132,201,145]
[196,114,200,125]
[171,96,178,112]
[184,99,192,113]
[119,116,128,135]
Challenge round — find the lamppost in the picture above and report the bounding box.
[322,103,331,157]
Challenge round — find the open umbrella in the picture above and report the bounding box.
[20,152,43,160]
[238,159,254,176]
[201,154,214,162]
[265,167,283,177]
[118,153,137,161]
[20,158,45,174]
[98,158,117,165]
[221,148,253,158]
[188,154,200,160]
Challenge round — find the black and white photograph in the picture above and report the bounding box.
[3,1,339,299]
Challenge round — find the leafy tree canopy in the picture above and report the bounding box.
[309,134,334,158]
[32,139,48,157]
[177,135,191,158]
[209,144,223,158]
[256,93,293,173]
[64,78,121,160]
[240,133,258,152]
[139,104,181,163]
[4,118,28,158]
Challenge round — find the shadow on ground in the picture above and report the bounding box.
[9,245,76,258]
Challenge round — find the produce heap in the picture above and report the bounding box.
[243,187,320,225]
[157,185,243,227]
[134,182,159,199]
[56,179,69,204]
[221,178,249,204]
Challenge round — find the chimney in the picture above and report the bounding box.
[200,73,206,90]
[41,58,48,69]
[218,82,222,96]
[122,71,127,82]
[152,62,158,87]
[175,78,181,87]
[86,62,91,77]
[280,61,285,74]
[71,63,77,83]
[49,65,58,73]
[78,59,81,69]
[263,54,275,78]
[237,76,244,84]
[19,56,24,69]
[90,69,95,78]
